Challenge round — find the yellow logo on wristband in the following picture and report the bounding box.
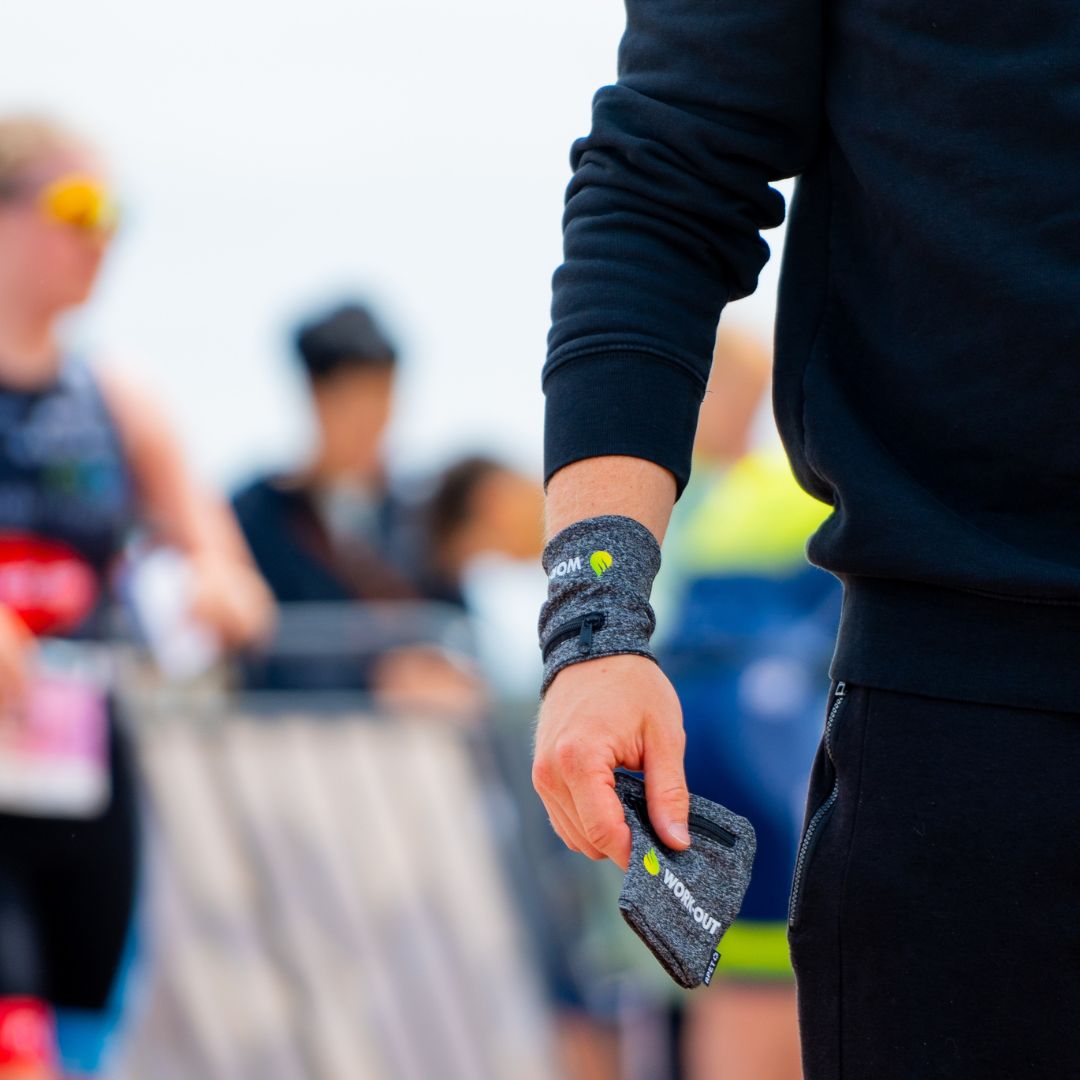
[590,550,613,577]
[644,847,660,875]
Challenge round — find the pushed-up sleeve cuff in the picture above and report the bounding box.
[542,350,705,503]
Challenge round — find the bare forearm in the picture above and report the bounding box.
[543,455,677,547]
[99,368,255,567]
[184,494,259,568]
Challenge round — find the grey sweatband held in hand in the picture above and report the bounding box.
[537,514,662,699]
[614,770,756,989]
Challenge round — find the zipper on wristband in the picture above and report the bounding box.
[542,611,606,662]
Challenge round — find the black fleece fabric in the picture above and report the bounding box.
[542,0,1080,714]
[789,681,1080,1078]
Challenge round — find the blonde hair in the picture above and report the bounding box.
[0,114,89,197]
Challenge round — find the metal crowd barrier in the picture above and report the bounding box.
[105,603,559,1080]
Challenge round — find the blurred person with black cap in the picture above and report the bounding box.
[232,300,486,713]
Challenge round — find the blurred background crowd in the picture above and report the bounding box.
[0,4,838,1078]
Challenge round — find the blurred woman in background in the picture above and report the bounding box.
[415,453,544,604]
[0,114,273,1078]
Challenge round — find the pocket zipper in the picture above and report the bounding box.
[627,792,737,849]
[787,681,847,929]
[688,811,737,848]
[541,611,606,662]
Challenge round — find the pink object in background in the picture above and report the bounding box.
[0,671,110,817]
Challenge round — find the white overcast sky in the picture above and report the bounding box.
[1,0,788,492]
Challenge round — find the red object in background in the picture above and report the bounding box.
[0,532,98,636]
[0,996,58,1070]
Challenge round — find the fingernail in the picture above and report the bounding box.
[669,823,690,846]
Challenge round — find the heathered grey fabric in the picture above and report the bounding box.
[537,514,662,699]
[614,770,756,989]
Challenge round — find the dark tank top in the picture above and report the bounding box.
[0,356,136,637]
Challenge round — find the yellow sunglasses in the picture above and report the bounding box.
[37,175,120,235]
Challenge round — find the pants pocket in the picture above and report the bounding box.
[787,680,849,931]
[787,681,872,1080]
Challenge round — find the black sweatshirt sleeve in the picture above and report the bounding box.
[543,0,824,501]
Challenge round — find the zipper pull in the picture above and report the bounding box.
[835,680,846,698]
[541,611,606,662]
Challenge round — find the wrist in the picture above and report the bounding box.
[537,514,662,699]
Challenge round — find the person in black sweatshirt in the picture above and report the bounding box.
[531,1,1080,1076]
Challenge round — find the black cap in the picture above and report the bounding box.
[294,301,397,381]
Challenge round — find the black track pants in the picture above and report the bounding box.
[788,681,1080,1079]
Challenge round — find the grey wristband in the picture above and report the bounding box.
[537,514,662,699]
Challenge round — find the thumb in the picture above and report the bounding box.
[643,720,690,850]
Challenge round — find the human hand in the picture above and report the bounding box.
[531,653,690,872]
[370,645,489,719]
[188,557,277,651]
